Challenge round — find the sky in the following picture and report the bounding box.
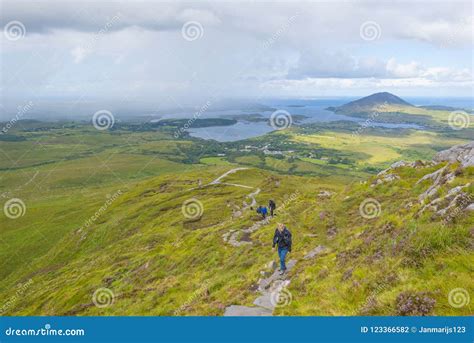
[0,0,473,117]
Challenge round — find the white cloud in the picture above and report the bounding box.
[386,58,472,81]
[400,15,473,47]
[1,0,472,106]
[71,46,89,63]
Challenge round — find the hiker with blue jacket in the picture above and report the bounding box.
[272,223,292,275]
[257,205,268,219]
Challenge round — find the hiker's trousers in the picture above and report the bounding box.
[278,247,289,271]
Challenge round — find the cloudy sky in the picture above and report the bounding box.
[1,0,473,116]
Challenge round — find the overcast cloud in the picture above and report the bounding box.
[0,0,472,117]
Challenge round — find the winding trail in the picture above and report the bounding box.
[210,168,296,316]
[209,167,250,186]
[206,168,267,247]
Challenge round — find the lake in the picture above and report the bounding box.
[187,98,423,142]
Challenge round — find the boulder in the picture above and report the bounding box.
[372,173,400,187]
[433,141,474,168]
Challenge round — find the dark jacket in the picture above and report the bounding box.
[273,227,292,251]
[269,200,276,209]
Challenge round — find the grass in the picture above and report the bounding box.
[0,121,472,316]
[291,130,465,168]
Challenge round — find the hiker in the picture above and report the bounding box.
[269,199,276,217]
[261,206,268,219]
[272,223,292,275]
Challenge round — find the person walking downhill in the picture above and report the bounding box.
[272,223,292,275]
[268,199,276,217]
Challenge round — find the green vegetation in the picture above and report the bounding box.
[0,117,472,316]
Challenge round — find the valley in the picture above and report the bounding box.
[0,93,472,316]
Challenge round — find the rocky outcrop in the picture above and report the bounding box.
[372,173,400,187]
[418,183,471,217]
[416,165,450,202]
[433,142,474,168]
[378,160,427,176]
[414,142,473,217]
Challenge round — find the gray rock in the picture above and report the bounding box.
[318,190,333,198]
[253,280,290,310]
[466,203,474,211]
[390,160,409,169]
[434,142,474,168]
[372,173,400,187]
[258,260,296,292]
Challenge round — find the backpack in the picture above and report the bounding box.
[282,229,291,245]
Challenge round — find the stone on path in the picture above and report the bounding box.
[224,305,272,316]
[258,259,296,292]
[253,280,290,310]
[224,259,297,317]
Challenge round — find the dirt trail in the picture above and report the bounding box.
[206,168,267,247]
[207,168,296,316]
[209,167,249,186]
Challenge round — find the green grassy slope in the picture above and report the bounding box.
[0,121,472,316]
[1,162,472,316]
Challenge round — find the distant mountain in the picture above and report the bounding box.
[327,92,414,114]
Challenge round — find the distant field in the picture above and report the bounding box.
[291,130,466,168]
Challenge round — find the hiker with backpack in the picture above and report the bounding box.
[269,199,276,217]
[260,206,268,219]
[272,223,292,275]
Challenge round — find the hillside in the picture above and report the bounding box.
[328,92,414,114]
[1,140,472,316]
[327,92,474,132]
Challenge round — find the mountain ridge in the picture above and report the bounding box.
[327,92,414,114]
